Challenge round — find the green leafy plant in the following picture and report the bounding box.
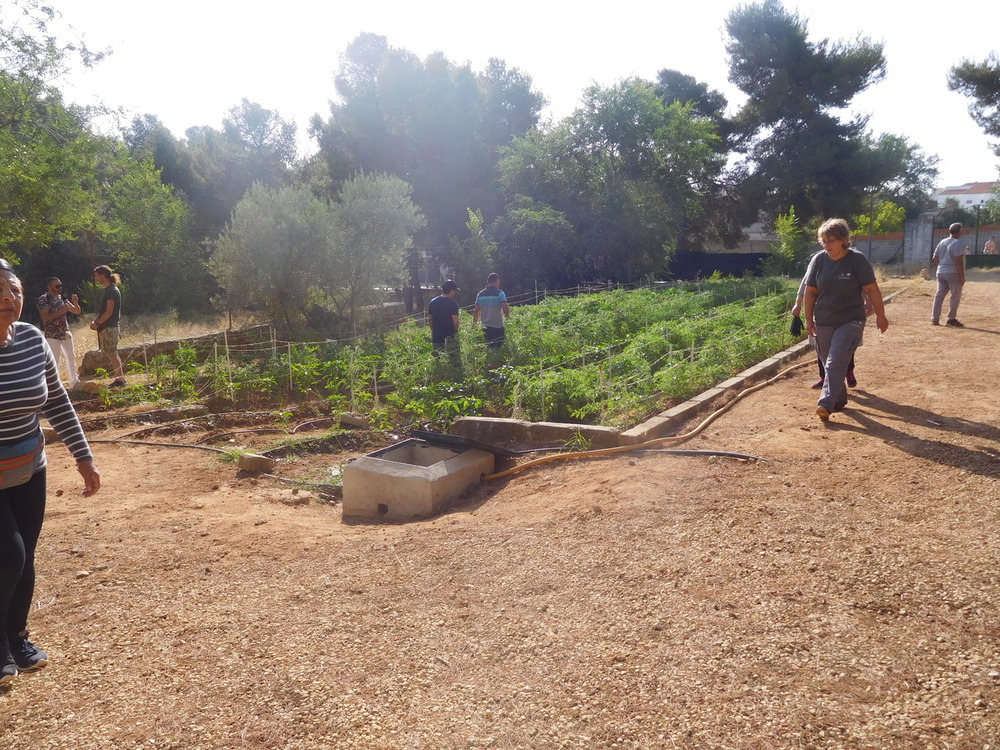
[218,448,245,464]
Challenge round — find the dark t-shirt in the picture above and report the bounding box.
[97,284,121,331]
[804,249,876,327]
[427,295,459,342]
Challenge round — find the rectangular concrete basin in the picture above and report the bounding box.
[342,439,495,521]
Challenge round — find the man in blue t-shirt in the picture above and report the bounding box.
[427,280,461,358]
[472,273,510,349]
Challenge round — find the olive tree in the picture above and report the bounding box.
[212,174,422,333]
[211,183,335,329]
[324,172,424,333]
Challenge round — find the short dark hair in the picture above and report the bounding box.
[441,279,459,293]
[487,273,500,284]
[949,223,962,235]
[0,258,16,274]
[45,276,61,286]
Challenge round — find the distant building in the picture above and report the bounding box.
[933,181,997,208]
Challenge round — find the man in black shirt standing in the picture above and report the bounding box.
[427,280,461,363]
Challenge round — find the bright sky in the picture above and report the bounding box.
[40,0,1000,189]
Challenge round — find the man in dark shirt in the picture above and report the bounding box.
[427,280,461,361]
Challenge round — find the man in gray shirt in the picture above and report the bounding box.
[931,223,966,327]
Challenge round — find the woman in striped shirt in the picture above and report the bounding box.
[0,259,100,685]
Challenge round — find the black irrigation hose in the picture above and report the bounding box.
[482,359,812,480]
[86,357,805,480]
[637,449,768,461]
[87,438,231,454]
[105,411,281,439]
[195,428,289,445]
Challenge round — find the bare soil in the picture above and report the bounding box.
[2,273,999,750]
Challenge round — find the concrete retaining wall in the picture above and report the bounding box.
[450,339,814,450]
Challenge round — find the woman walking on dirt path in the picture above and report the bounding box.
[803,219,889,422]
[0,259,100,686]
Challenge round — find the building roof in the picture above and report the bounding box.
[937,181,996,195]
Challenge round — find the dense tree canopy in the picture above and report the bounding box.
[948,54,1000,157]
[310,33,545,263]
[211,183,335,329]
[0,1,106,251]
[0,2,202,315]
[0,2,946,326]
[211,174,422,334]
[97,146,206,313]
[496,78,723,286]
[724,0,935,224]
[655,69,730,148]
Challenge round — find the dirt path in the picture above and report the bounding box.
[2,272,999,749]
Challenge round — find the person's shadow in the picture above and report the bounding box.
[954,325,1000,337]
[824,390,1000,479]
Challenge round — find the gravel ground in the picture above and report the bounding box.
[1,273,999,749]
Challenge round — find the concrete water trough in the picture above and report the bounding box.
[342,438,495,522]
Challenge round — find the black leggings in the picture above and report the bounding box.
[0,469,46,642]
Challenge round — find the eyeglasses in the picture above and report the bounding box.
[54,284,63,289]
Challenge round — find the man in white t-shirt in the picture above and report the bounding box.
[931,223,966,327]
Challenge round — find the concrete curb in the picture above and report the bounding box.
[451,288,905,449]
[620,338,812,444]
[451,338,815,449]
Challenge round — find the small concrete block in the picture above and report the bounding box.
[337,413,369,429]
[77,381,104,394]
[688,387,726,406]
[451,417,533,445]
[717,377,745,391]
[162,404,210,420]
[621,417,673,444]
[790,339,813,353]
[342,441,494,522]
[761,357,782,371]
[238,453,276,472]
[740,361,778,382]
[661,401,701,420]
[528,422,621,449]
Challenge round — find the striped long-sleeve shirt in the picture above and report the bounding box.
[0,321,92,465]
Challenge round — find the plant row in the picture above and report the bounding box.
[105,277,798,430]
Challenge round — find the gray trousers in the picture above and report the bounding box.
[814,320,864,411]
[931,273,963,323]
